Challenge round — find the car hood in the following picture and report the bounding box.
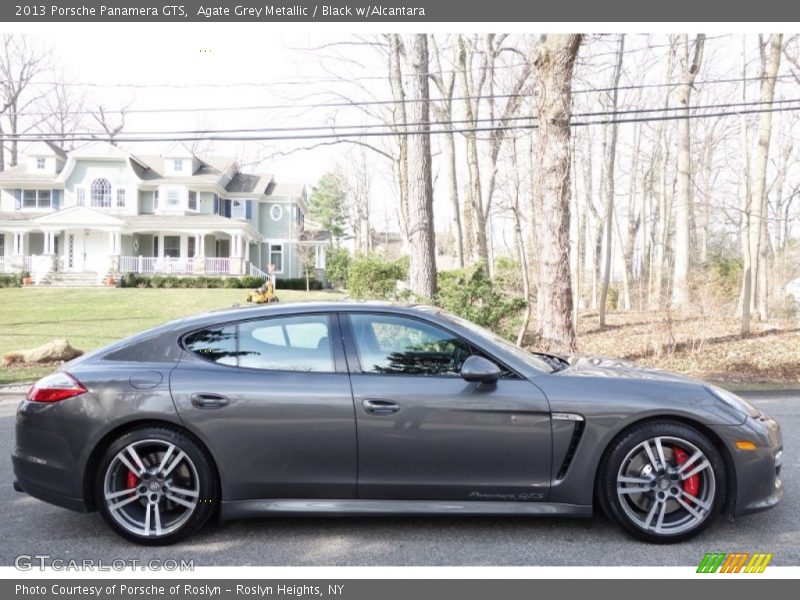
[553,353,701,385]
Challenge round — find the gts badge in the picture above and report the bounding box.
[468,491,544,501]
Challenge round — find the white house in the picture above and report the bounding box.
[0,141,331,284]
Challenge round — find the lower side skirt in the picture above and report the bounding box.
[220,499,593,521]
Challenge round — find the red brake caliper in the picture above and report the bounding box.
[125,470,138,490]
[673,447,699,496]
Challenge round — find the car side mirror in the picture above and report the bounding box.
[461,355,502,384]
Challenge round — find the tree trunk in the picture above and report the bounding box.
[598,35,625,326]
[405,34,437,300]
[671,34,705,308]
[387,35,410,244]
[532,34,582,353]
[457,35,489,265]
[753,34,782,322]
[739,35,754,334]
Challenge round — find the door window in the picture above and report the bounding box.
[183,315,334,373]
[350,314,472,376]
[239,315,333,372]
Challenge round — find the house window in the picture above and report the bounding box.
[164,236,180,258]
[188,236,196,257]
[174,159,183,172]
[116,189,126,207]
[231,200,245,220]
[76,187,85,206]
[36,158,45,170]
[91,178,112,207]
[23,190,37,208]
[270,204,283,221]
[188,191,197,211]
[153,236,159,257]
[166,188,180,208]
[22,189,52,209]
[269,243,283,273]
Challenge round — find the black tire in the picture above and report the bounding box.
[95,426,218,545]
[597,421,727,544]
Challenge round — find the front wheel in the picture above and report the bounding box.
[95,426,218,545]
[598,421,726,543]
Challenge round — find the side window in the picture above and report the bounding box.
[350,314,472,376]
[238,315,333,372]
[183,325,237,366]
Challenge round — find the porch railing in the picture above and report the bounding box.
[205,257,230,275]
[118,256,196,275]
[23,256,32,272]
[0,257,10,273]
[248,263,269,281]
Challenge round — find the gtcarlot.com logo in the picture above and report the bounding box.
[697,552,773,573]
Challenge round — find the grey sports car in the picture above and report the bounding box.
[12,302,783,545]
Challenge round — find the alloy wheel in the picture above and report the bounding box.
[103,439,200,538]
[615,435,716,536]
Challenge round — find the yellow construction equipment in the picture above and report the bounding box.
[246,278,279,304]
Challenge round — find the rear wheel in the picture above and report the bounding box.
[598,421,726,543]
[95,426,218,545]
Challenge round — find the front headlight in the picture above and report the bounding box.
[704,384,760,418]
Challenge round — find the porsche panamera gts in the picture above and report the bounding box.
[12,302,783,545]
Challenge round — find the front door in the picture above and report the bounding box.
[170,313,357,501]
[343,312,552,502]
[65,230,85,272]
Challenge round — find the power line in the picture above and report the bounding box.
[6,104,800,144]
[2,74,796,119]
[7,96,800,139]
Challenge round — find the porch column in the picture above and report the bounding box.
[157,233,165,258]
[193,232,207,275]
[107,230,121,271]
[10,232,26,272]
[228,231,245,275]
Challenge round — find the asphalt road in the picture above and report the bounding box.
[0,391,797,566]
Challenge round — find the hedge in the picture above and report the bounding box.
[120,273,323,290]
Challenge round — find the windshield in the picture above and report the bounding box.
[435,310,555,373]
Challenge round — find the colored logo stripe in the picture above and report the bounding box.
[697,552,772,573]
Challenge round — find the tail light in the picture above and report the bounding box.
[26,372,87,403]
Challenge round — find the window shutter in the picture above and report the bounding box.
[224,199,232,218]
[52,190,60,210]
[14,189,21,210]
[213,194,219,215]
[245,200,252,220]
[153,190,159,210]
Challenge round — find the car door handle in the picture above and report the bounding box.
[190,393,230,409]
[362,399,401,415]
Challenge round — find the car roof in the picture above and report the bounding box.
[180,300,442,328]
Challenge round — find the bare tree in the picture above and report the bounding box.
[429,34,464,268]
[751,34,783,322]
[531,34,582,353]
[0,34,50,169]
[405,34,437,299]
[91,103,130,145]
[671,34,705,308]
[598,34,625,326]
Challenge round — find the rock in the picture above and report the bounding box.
[2,339,83,366]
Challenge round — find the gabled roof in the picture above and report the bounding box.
[33,205,125,227]
[24,140,67,160]
[131,155,236,186]
[0,164,61,184]
[266,181,307,198]
[69,141,132,159]
[225,172,273,194]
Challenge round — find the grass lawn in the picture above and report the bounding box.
[0,287,344,384]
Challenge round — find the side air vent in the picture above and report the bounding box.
[556,420,585,480]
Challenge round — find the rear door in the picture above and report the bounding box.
[170,312,357,500]
[342,311,552,502]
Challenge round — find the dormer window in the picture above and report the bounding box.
[91,178,112,208]
[174,159,183,172]
[36,158,45,170]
